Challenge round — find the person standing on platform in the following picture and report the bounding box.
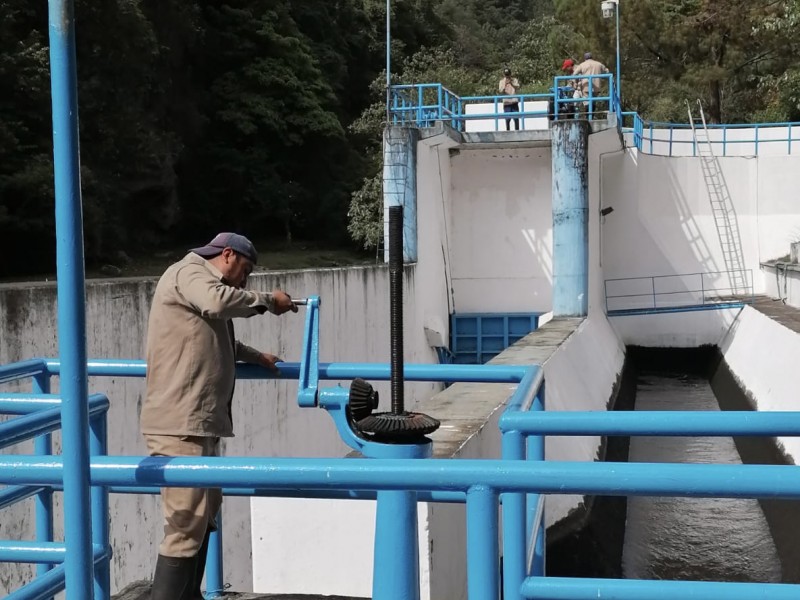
[572,52,610,114]
[140,232,298,600]
[499,68,521,131]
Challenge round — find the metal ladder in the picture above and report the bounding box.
[686,99,749,297]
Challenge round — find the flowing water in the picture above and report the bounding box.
[621,374,782,582]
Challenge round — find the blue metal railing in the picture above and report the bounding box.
[625,113,800,157]
[4,393,800,600]
[500,409,800,600]
[604,270,754,315]
[388,78,799,158]
[0,359,110,600]
[389,74,617,132]
[0,357,540,599]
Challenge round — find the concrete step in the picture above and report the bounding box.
[113,581,367,600]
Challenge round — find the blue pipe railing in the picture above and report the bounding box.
[499,403,800,600]
[0,359,110,600]
[2,453,800,600]
[389,74,616,132]
[389,78,800,157]
[4,355,800,599]
[0,356,536,599]
[624,114,800,157]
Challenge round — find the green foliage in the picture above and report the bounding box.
[348,172,383,249]
[3,0,800,273]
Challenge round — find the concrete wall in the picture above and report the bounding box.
[448,147,554,313]
[608,308,739,347]
[600,150,800,299]
[763,264,800,308]
[0,265,439,596]
[464,101,550,132]
[720,305,800,463]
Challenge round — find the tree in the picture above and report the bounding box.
[556,0,794,123]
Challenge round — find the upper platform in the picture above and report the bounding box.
[390,78,800,157]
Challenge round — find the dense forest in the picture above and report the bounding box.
[2,0,799,276]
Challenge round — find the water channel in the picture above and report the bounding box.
[621,373,781,583]
[547,347,797,584]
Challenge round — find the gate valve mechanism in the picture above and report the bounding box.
[348,378,380,422]
[355,410,440,443]
[352,205,440,444]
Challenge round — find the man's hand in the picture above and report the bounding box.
[257,352,282,374]
[272,290,299,314]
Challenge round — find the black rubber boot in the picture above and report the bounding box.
[151,554,196,600]
[191,530,212,599]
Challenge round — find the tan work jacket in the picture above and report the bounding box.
[140,252,274,437]
[572,59,609,96]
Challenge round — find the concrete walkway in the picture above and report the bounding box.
[751,295,800,333]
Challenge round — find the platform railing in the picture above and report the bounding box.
[389,74,616,132]
[500,409,800,600]
[0,359,110,600]
[625,113,800,157]
[604,270,754,316]
[5,356,800,599]
[1,357,535,599]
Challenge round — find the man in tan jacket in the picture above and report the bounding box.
[141,232,297,599]
[572,52,610,113]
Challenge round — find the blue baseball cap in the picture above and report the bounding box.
[191,232,258,264]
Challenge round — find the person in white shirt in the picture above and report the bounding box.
[498,68,521,131]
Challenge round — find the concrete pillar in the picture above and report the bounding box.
[551,120,590,317]
[383,126,419,262]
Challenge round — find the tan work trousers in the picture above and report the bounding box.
[145,434,222,558]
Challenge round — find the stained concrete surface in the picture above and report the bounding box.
[751,295,800,333]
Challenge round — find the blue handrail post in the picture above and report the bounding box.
[417,85,423,127]
[32,373,55,598]
[205,511,224,598]
[501,430,526,600]
[466,486,500,600]
[527,383,545,576]
[89,412,110,600]
[437,85,443,122]
[47,0,95,598]
[373,489,421,600]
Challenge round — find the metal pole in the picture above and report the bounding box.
[32,374,54,600]
[615,1,621,102]
[373,491,420,600]
[386,0,391,122]
[89,413,110,599]
[47,0,94,596]
[205,512,225,598]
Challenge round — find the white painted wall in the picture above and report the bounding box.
[608,308,739,347]
[720,306,800,463]
[601,146,800,300]
[0,266,440,596]
[448,147,554,313]
[464,101,550,132]
[539,316,626,525]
